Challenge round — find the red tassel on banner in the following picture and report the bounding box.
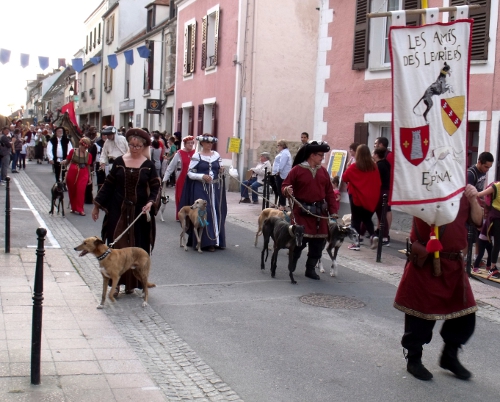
[426,225,443,253]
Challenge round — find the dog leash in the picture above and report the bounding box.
[225,172,335,220]
[109,210,151,248]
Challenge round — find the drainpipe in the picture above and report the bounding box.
[159,26,166,130]
[99,15,105,127]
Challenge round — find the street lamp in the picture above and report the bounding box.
[69,86,74,96]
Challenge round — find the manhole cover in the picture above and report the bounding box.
[299,293,365,309]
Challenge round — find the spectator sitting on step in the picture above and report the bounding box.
[240,152,272,204]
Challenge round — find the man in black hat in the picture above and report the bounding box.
[282,140,336,280]
[47,126,73,182]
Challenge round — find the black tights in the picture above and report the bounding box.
[349,195,375,240]
[491,219,500,266]
[474,238,492,268]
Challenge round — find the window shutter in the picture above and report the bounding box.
[109,68,113,90]
[201,16,207,70]
[188,107,194,136]
[198,104,204,135]
[352,0,370,70]
[211,103,218,151]
[104,66,108,91]
[404,0,421,26]
[190,22,196,73]
[183,25,189,75]
[213,10,220,66]
[111,15,115,41]
[177,108,182,133]
[354,122,369,145]
[450,0,490,60]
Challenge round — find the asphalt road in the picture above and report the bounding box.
[11,163,500,401]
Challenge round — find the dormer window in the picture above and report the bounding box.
[147,6,156,32]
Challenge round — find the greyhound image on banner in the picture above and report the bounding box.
[389,20,472,227]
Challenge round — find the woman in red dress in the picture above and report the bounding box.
[62,137,92,216]
[162,136,195,221]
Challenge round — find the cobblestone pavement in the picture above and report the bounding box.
[15,172,243,401]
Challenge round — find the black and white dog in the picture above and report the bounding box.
[261,216,305,284]
[49,181,65,217]
[317,221,359,277]
[159,182,170,222]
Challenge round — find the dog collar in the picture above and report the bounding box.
[288,225,295,237]
[96,248,112,261]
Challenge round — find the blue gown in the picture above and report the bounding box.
[179,151,227,249]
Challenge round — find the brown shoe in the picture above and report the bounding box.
[240,198,251,204]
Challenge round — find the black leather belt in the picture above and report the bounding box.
[439,251,463,261]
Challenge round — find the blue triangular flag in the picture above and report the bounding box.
[124,49,134,65]
[89,56,101,65]
[39,56,49,70]
[137,45,150,59]
[71,58,84,73]
[20,53,30,68]
[107,54,118,69]
[0,49,11,64]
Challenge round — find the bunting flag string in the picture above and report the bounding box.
[0,42,152,71]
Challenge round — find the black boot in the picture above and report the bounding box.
[439,343,472,380]
[406,350,433,381]
[305,258,320,280]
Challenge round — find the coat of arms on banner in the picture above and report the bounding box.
[400,125,429,166]
[441,96,465,135]
[389,20,472,227]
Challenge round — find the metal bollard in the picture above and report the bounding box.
[376,194,388,263]
[262,168,268,210]
[5,176,10,253]
[265,171,270,209]
[31,227,47,385]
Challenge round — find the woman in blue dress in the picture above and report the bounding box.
[179,134,227,251]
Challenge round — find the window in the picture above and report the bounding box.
[93,27,97,48]
[466,121,479,168]
[90,31,93,51]
[201,8,220,70]
[354,0,420,70]
[451,0,491,60]
[83,72,87,92]
[183,22,196,76]
[86,35,89,54]
[144,41,155,93]
[125,63,130,99]
[98,23,101,44]
[179,106,194,137]
[104,65,113,92]
[147,7,156,32]
[106,15,115,45]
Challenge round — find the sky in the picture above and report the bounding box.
[0,0,102,116]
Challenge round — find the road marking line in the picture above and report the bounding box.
[12,207,31,211]
[12,178,61,248]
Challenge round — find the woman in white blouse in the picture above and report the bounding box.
[179,134,227,251]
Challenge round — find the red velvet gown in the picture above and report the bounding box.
[65,149,92,215]
[394,195,478,320]
[175,149,195,220]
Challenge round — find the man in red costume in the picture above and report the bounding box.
[282,140,336,280]
[163,135,196,221]
[394,184,482,381]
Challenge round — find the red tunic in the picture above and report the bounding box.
[342,164,381,212]
[175,149,195,220]
[282,164,336,237]
[394,195,477,320]
[65,149,92,214]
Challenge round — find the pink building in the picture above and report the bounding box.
[175,0,320,173]
[175,0,238,162]
[318,0,499,182]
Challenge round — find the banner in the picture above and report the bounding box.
[389,20,472,226]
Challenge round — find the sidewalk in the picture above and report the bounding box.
[0,248,165,401]
[0,172,242,402]
[223,188,500,324]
